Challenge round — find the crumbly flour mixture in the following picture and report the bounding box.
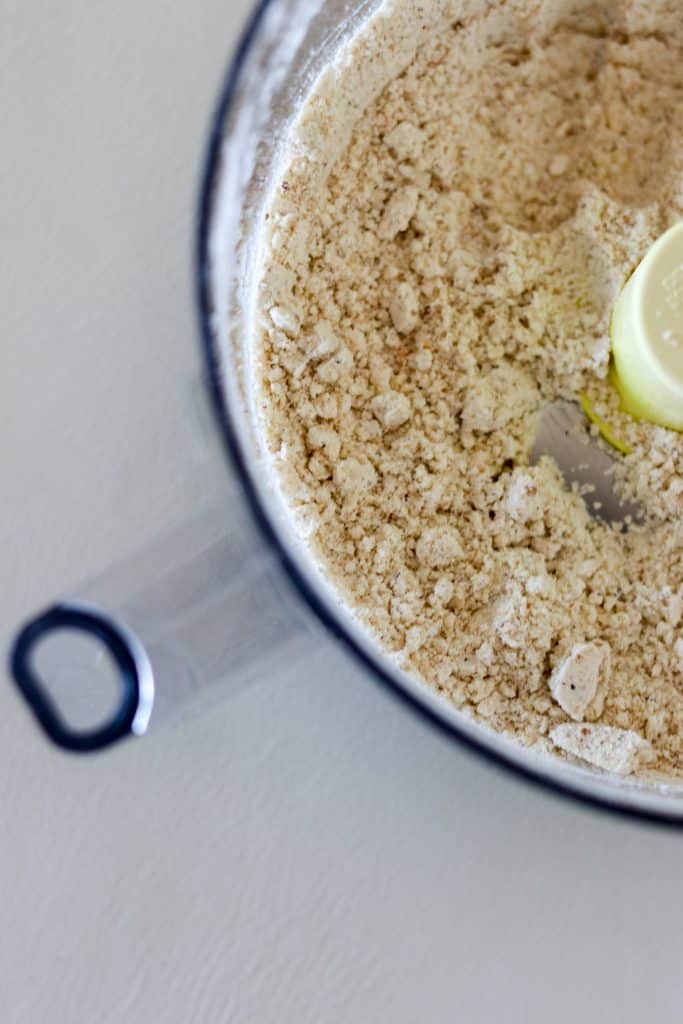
[258,0,683,779]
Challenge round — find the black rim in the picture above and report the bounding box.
[195,1,683,828]
[10,604,146,753]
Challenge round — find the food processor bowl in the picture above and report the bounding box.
[10,0,683,824]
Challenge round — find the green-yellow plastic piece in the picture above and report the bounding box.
[580,393,632,456]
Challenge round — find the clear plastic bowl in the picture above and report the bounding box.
[11,0,683,825]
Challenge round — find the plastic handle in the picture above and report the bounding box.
[8,387,318,754]
[11,604,154,752]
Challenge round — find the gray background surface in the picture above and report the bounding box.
[2,1,683,1020]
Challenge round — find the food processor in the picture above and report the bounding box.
[10,0,683,825]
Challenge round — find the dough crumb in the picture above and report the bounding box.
[384,121,425,162]
[269,305,300,337]
[549,642,611,722]
[551,723,654,777]
[379,186,419,241]
[316,346,353,384]
[389,282,420,335]
[549,154,570,177]
[333,458,377,500]
[461,367,540,434]
[371,390,412,431]
[416,526,464,569]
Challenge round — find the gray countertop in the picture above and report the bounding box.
[3,2,682,1020]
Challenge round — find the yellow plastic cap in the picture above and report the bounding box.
[611,221,683,432]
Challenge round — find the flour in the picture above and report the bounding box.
[257,0,683,779]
